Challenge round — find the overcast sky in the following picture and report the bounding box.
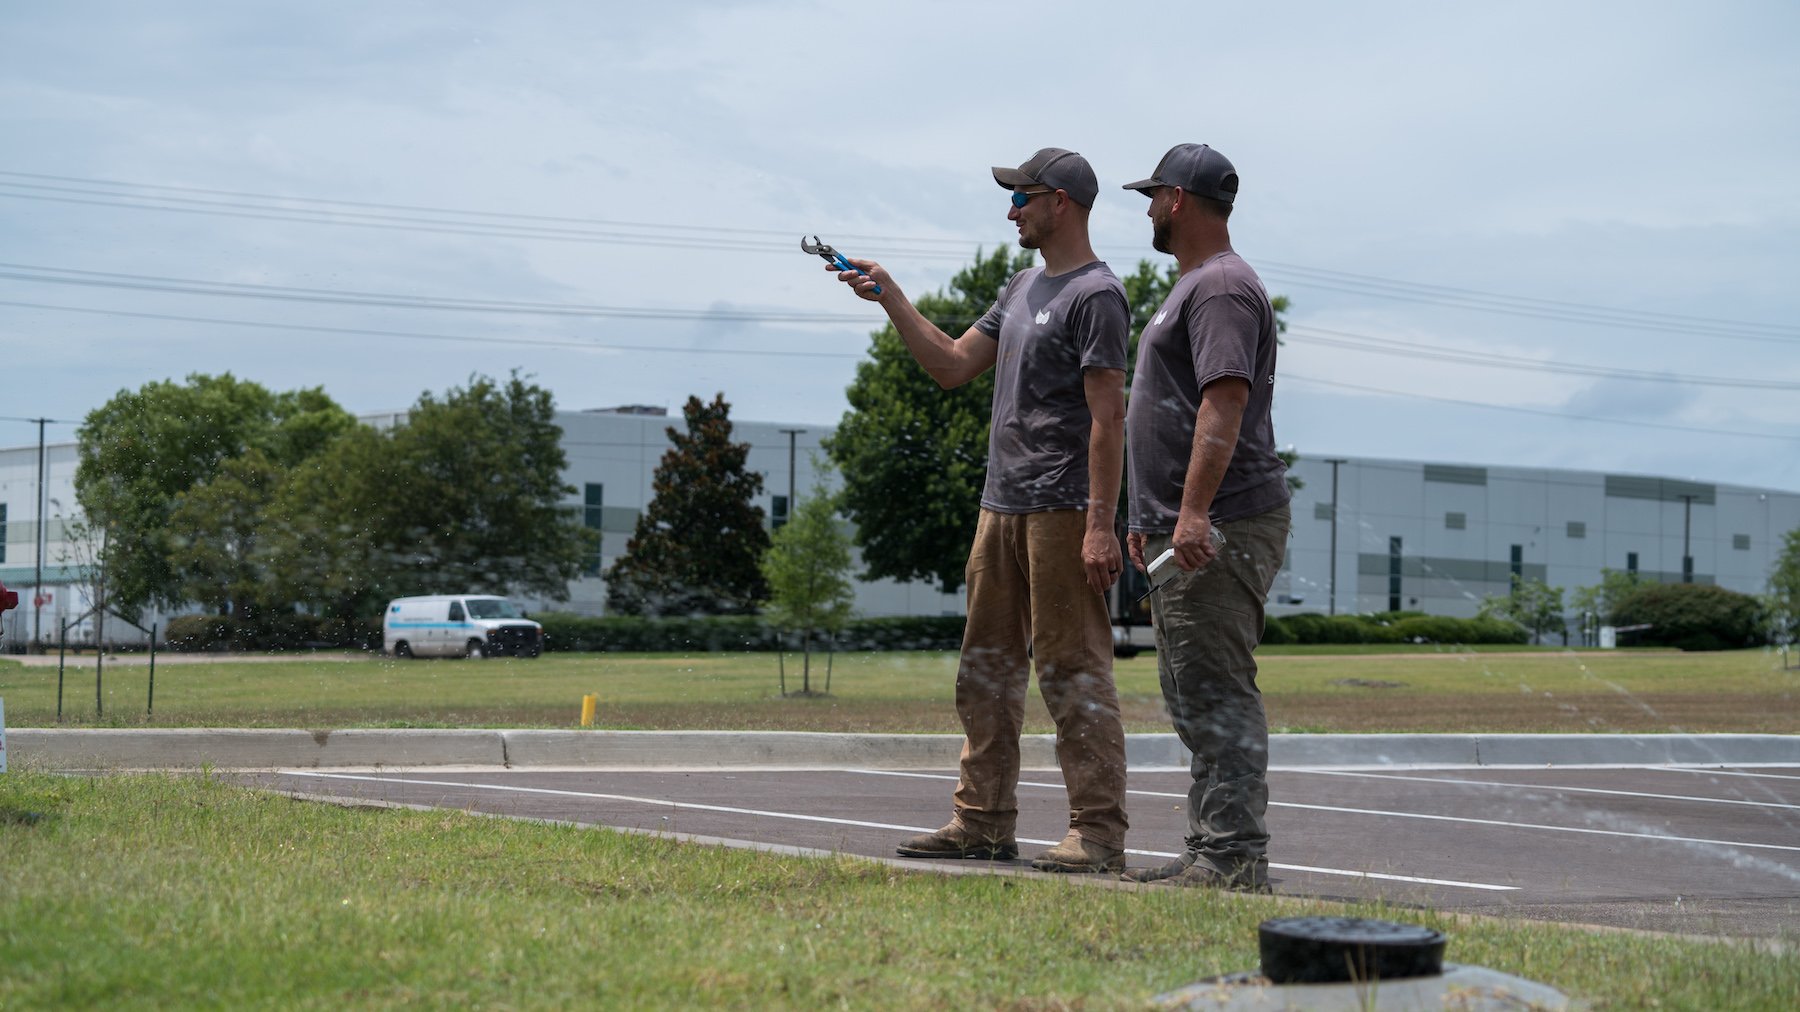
[5,1,1797,490]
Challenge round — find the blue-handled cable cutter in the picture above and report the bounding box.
[801,235,881,295]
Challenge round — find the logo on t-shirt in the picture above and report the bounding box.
[1035,309,1051,325]
[1153,311,1167,326]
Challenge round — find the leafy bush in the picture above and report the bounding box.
[1391,615,1528,646]
[164,615,245,652]
[534,613,967,653]
[164,612,379,652]
[1267,612,1526,646]
[1258,616,1295,645]
[1610,582,1766,651]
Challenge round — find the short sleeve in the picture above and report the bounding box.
[1072,285,1130,371]
[973,274,1017,339]
[1187,292,1261,388]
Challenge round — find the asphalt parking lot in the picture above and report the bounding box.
[239,762,1800,941]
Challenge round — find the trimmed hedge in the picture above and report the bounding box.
[1610,582,1766,651]
[1263,612,1526,646]
[534,613,967,653]
[164,613,381,652]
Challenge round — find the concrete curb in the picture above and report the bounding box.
[7,728,1796,771]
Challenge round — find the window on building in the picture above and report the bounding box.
[1314,502,1334,521]
[1733,534,1751,551]
[1510,544,1523,582]
[1627,551,1639,574]
[1444,512,1466,530]
[583,484,604,575]
[0,502,6,563]
[1566,521,1586,539]
[1388,536,1403,613]
[772,494,790,530]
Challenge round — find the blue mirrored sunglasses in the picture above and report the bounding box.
[1010,189,1055,209]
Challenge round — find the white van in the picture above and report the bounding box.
[383,595,544,659]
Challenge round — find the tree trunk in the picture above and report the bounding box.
[801,626,812,694]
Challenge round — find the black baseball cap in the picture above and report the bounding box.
[992,147,1099,208]
[1121,143,1239,204]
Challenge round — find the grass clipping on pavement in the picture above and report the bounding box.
[2,771,1795,1009]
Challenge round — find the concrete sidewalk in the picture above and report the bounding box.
[7,728,1797,770]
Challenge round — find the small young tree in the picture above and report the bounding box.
[1769,528,1800,652]
[1479,575,1565,644]
[761,474,855,695]
[606,394,771,615]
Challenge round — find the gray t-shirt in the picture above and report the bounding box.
[1127,250,1289,532]
[973,261,1130,513]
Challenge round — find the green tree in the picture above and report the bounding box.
[1568,567,1645,644]
[262,425,397,619]
[826,247,1029,593]
[378,372,595,600]
[1767,528,1800,645]
[167,449,284,618]
[761,473,856,695]
[606,393,771,615]
[1479,575,1566,644]
[74,374,355,616]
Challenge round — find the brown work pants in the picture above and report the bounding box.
[950,508,1129,849]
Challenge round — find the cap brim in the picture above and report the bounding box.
[992,166,1037,190]
[1120,177,1162,193]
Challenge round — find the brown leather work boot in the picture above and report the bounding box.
[895,824,1018,861]
[1028,832,1125,874]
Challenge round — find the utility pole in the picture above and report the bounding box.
[778,428,806,528]
[1678,494,1697,583]
[32,418,48,648]
[1324,458,1346,615]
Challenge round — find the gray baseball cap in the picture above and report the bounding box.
[992,147,1099,208]
[1121,143,1239,204]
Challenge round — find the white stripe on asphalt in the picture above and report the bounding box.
[1287,768,1800,810]
[1655,768,1800,782]
[850,769,1800,855]
[278,771,1518,892]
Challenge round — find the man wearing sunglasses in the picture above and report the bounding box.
[828,147,1131,874]
[1118,144,1291,892]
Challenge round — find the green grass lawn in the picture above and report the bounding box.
[2,770,1793,1010]
[2,646,1796,733]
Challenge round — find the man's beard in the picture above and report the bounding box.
[1151,216,1172,254]
[1016,222,1042,250]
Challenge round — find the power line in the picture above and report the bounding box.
[1282,372,1798,442]
[0,186,980,260]
[1257,258,1799,336]
[0,263,889,323]
[0,299,868,359]
[1285,325,1800,390]
[3,168,1794,341]
[5,262,1789,391]
[0,170,980,249]
[1255,269,1798,345]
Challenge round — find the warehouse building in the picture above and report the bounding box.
[4,408,1797,645]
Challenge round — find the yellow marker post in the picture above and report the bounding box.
[579,693,597,727]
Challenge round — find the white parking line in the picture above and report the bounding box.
[851,769,1800,855]
[1656,768,1800,782]
[1287,769,1800,810]
[277,771,1518,892]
